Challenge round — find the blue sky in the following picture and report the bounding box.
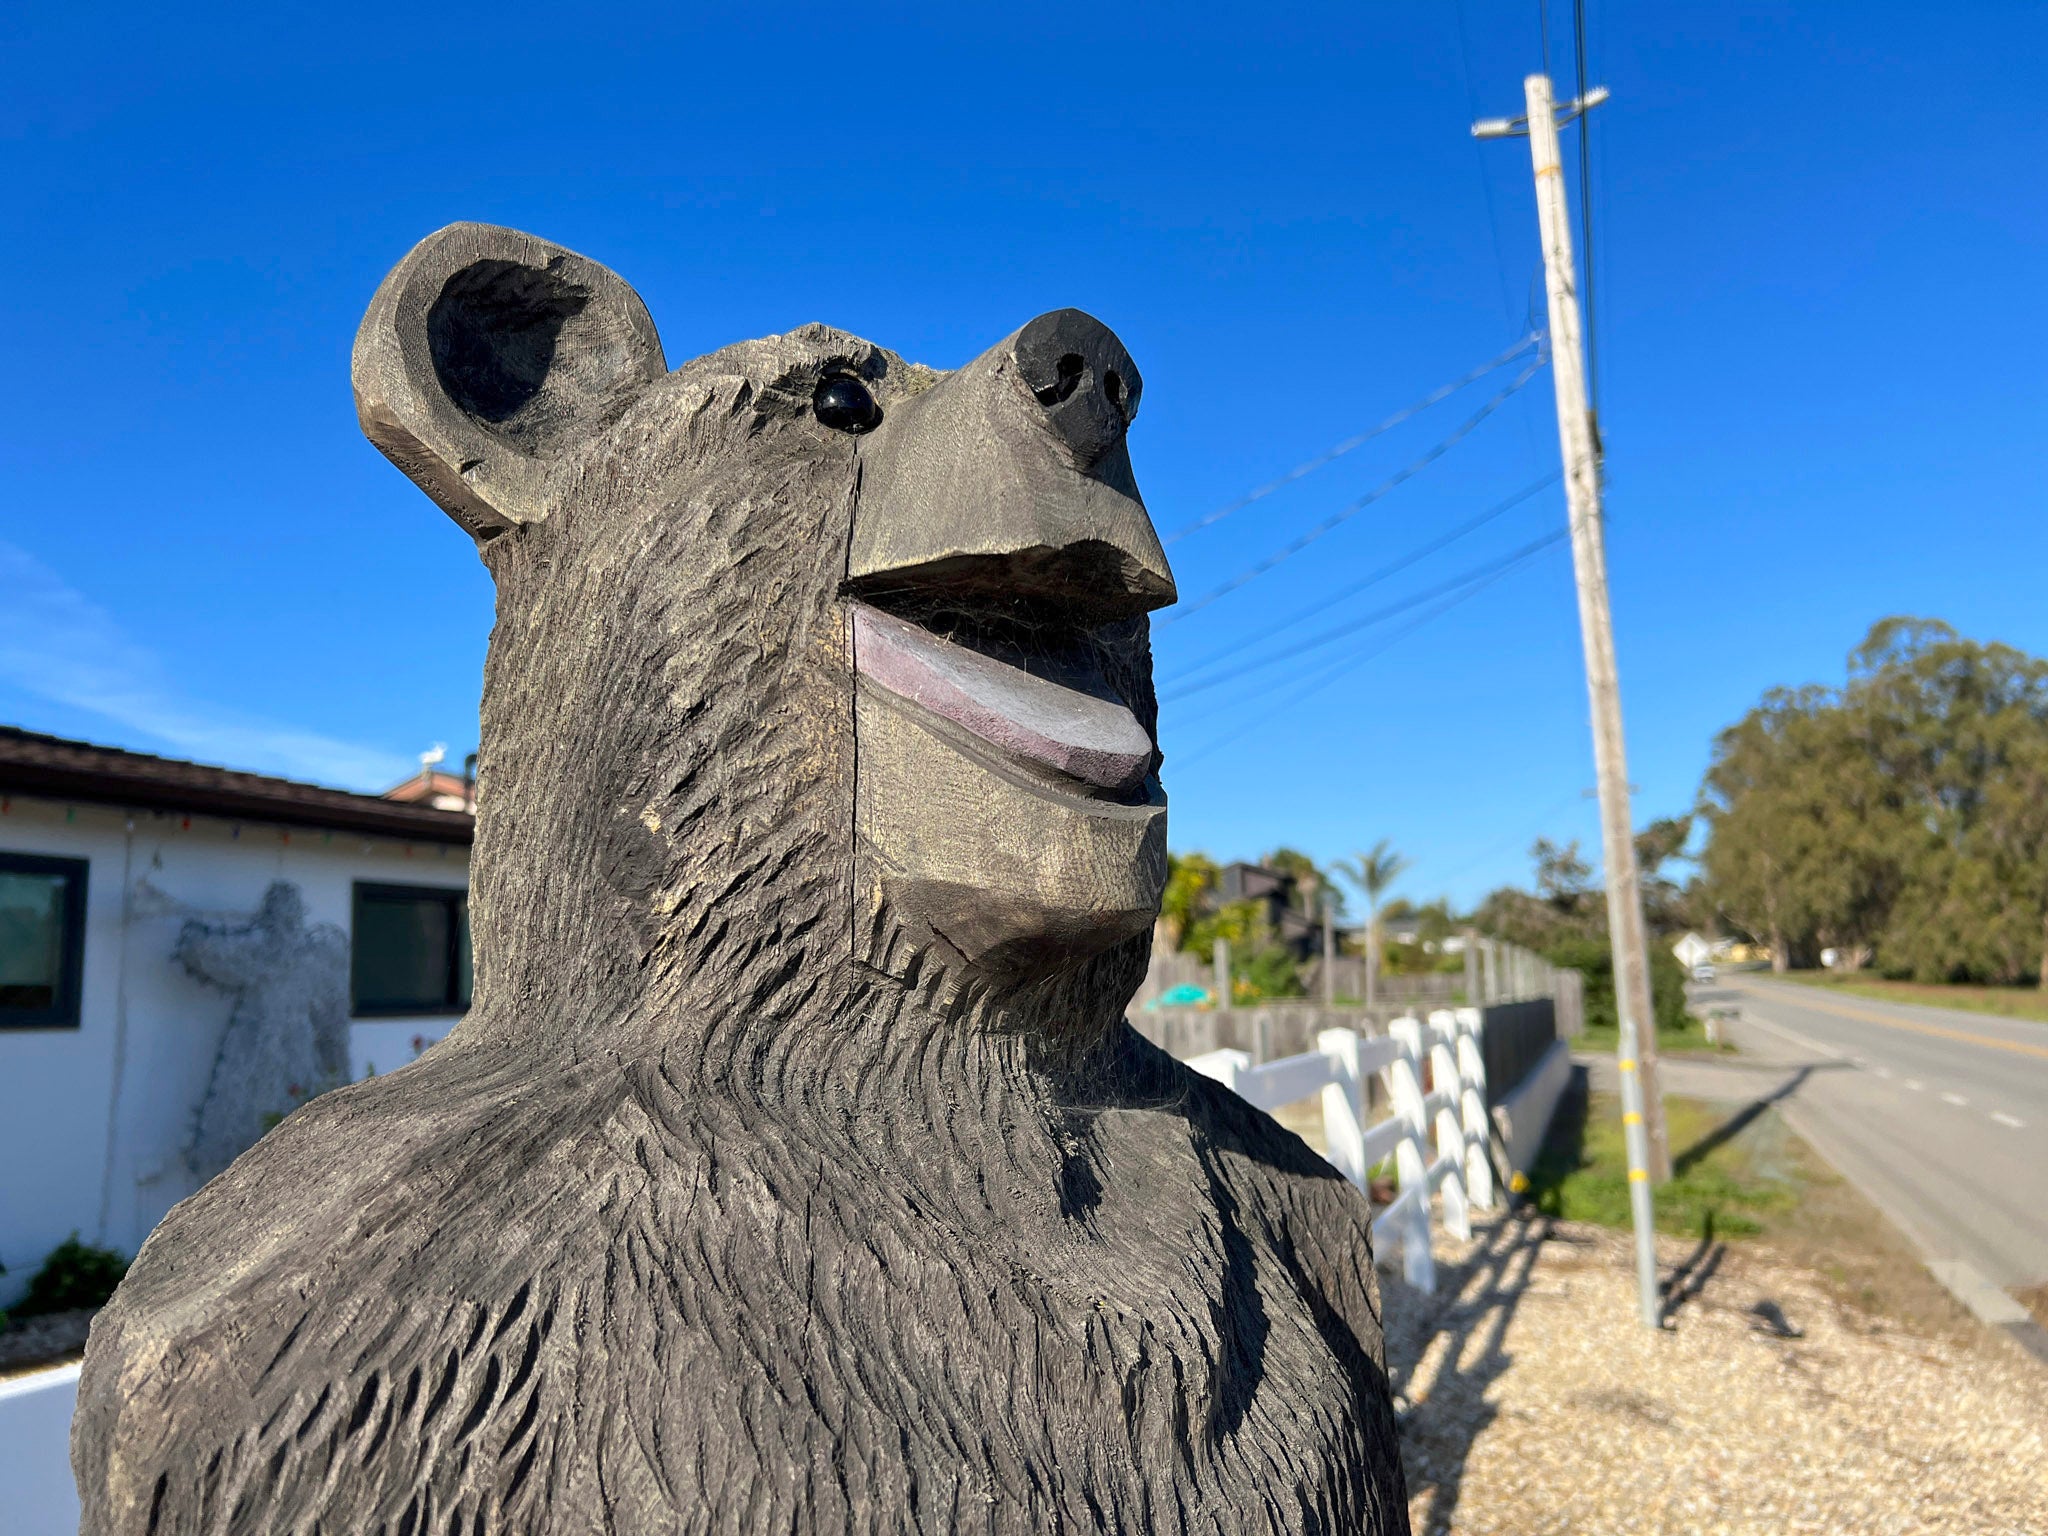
[3,2,2043,909]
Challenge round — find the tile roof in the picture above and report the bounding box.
[0,726,473,845]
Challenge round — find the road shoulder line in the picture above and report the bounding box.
[1742,982,2048,1062]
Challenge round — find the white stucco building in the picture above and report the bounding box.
[0,726,472,1308]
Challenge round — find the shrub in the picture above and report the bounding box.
[1545,935,1691,1038]
[1235,945,1304,1000]
[13,1234,128,1318]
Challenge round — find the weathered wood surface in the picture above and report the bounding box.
[73,224,1410,1534]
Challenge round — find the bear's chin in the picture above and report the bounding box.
[852,682,1167,996]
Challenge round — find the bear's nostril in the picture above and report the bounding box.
[1103,369,1127,414]
[1033,353,1087,409]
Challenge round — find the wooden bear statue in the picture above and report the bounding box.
[73,224,1410,1535]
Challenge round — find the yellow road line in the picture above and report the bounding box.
[1763,988,2048,1062]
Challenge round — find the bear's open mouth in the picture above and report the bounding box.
[848,599,1154,800]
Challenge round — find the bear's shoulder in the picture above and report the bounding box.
[74,1043,642,1534]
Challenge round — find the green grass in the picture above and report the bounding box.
[1524,1088,1806,1239]
[1576,1014,1732,1058]
[1774,970,2048,1025]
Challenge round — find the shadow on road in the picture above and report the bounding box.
[1670,1061,1850,1174]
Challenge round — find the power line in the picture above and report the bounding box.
[1453,0,1524,341]
[1167,539,1561,768]
[1166,536,1567,769]
[1161,471,1561,686]
[1162,527,1569,702]
[1157,353,1547,628]
[1428,786,1597,891]
[1160,331,1540,547]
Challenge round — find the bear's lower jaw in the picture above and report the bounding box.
[852,683,1166,995]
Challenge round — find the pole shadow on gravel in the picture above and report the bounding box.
[1381,1208,1556,1536]
[1382,1059,1834,1531]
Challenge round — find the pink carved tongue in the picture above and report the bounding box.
[852,604,1152,791]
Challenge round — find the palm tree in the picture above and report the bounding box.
[1335,840,1411,1008]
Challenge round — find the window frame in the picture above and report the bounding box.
[0,850,90,1031]
[350,881,471,1018]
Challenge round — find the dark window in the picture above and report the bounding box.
[0,852,89,1030]
[351,883,471,1016]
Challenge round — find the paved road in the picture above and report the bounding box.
[1678,975,2048,1316]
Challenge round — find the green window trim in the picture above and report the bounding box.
[0,851,90,1031]
[351,882,471,1018]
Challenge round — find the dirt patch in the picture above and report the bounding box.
[1754,1143,1984,1343]
[2018,1283,2048,1331]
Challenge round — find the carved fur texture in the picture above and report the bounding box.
[73,231,1409,1534]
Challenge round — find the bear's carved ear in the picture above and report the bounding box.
[352,224,666,541]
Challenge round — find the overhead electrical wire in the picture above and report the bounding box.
[1166,535,1568,770]
[1160,330,1542,547]
[1427,786,1597,891]
[1453,0,1526,341]
[1160,526,1569,703]
[1160,471,1561,687]
[1157,352,1548,628]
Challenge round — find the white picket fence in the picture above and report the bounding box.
[1188,1008,1493,1294]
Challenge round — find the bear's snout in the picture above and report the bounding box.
[1012,308,1141,472]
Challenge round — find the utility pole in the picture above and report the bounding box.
[1321,892,1337,1009]
[1476,75,1668,1328]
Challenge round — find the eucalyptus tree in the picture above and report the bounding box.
[1701,618,2048,982]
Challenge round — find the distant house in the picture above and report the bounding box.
[1215,860,1345,960]
[383,761,476,813]
[1377,914,1465,955]
[1381,914,1427,948]
[0,726,472,1306]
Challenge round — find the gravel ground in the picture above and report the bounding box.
[1383,1213,2048,1535]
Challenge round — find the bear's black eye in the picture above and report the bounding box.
[813,374,882,435]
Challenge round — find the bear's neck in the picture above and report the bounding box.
[634,962,1148,1251]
